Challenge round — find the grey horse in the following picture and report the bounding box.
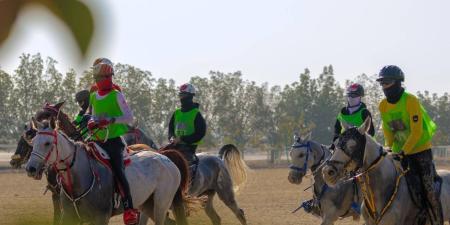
[288,133,361,225]
[26,118,190,225]
[322,118,450,225]
[140,144,248,225]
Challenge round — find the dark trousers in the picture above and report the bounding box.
[96,137,134,210]
[404,149,443,225]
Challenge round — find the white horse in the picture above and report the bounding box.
[322,118,450,225]
[288,133,361,225]
[26,118,190,225]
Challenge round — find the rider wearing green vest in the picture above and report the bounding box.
[332,83,375,148]
[73,90,91,140]
[377,65,442,225]
[168,83,206,168]
[86,60,139,225]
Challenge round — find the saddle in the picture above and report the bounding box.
[87,142,132,170]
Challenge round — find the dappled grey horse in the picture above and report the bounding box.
[322,118,450,225]
[152,144,248,225]
[288,133,361,225]
[26,118,190,225]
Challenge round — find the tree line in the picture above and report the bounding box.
[1,53,449,150]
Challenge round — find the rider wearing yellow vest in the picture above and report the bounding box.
[168,83,206,167]
[87,61,139,225]
[377,65,442,225]
[333,83,375,148]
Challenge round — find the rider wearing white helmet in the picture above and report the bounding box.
[168,83,206,176]
[87,61,139,225]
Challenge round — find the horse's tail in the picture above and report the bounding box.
[220,144,248,192]
[159,150,201,225]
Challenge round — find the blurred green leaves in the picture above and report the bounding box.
[0,0,94,57]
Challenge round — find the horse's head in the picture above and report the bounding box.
[26,117,58,180]
[288,132,315,184]
[10,123,35,168]
[322,118,371,186]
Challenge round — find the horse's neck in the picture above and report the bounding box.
[362,137,398,213]
[311,142,329,190]
[57,112,78,138]
[56,133,93,194]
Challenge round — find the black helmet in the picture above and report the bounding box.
[377,65,405,82]
[346,83,364,97]
[75,90,90,103]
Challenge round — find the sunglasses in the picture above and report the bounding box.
[378,80,395,86]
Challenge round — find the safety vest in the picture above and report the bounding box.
[174,108,203,145]
[89,90,128,141]
[337,107,365,133]
[380,92,436,153]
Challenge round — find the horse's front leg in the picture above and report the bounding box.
[51,191,61,225]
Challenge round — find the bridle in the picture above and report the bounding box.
[289,141,325,174]
[32,130,76,171]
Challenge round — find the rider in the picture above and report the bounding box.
[332,83,375,148]
[168,83,206,176]
[74,90,91,139]
[377,65,442,225]
[87,61,139,225]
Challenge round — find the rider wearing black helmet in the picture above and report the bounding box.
[377,65,442,225]
[332,83,375,147]
[74,90,91,139]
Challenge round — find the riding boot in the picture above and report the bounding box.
[409,150,443,225]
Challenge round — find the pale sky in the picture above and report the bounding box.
[0,0,449,94]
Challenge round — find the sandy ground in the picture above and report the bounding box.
[1,158,450,225]
[0,166,363,225]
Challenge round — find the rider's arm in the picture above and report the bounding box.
[402,95,423,154]
[113,92,134,124]
[180,112,206,144]
[379,101,394,147]
[168,113,175,141]
[362,109,375,137]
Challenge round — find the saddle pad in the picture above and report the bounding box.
[87,142,132,170]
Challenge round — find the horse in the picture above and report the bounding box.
[26,118,190,225]
[322,118,450,225]
[288,133,361,225]
[10,123,35,169]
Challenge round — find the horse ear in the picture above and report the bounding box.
[31,117,42,130]
[132,119,138,129]
[358,117,371,134]
[341,121,352,130]
[54,101,65,110]
[301,131,312,141]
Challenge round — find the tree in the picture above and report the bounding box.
[0,69,15,142]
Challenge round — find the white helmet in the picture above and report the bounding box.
[179,83,196,95]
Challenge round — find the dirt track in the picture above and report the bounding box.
[1,166,364,225]
[1,162,450,225]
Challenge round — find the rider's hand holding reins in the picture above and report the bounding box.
[87,117,114,130]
